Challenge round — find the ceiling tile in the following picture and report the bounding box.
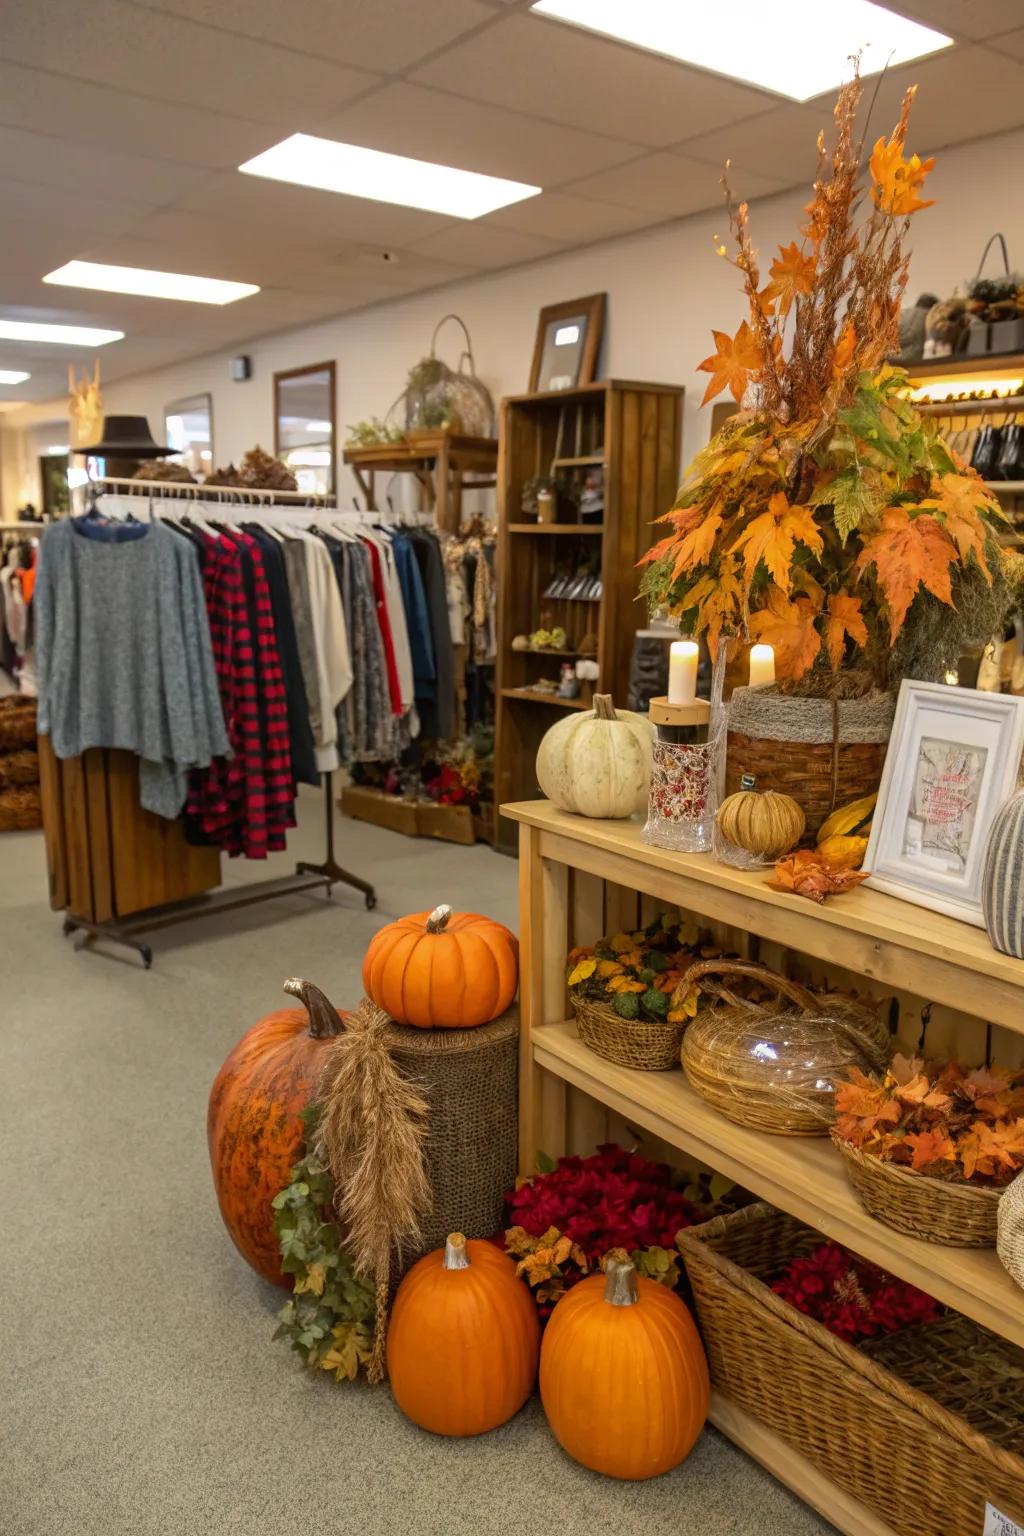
[411,12,774,148]
[886,1,1024,39]
[171,172,454,248]
[986,27,1024,60]
[0,61,280,170]
[0,123,214,205]
[483,192,656,242]
[409,222,564,269]
[677,104,829,183]
[130,0,496,71]
[0,180,151,240]
[564,152,788,217]
[0,0,378,126]
[312,82,641,185]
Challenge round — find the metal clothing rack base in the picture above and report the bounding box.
[62,774,376,969]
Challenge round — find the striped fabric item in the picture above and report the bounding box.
[982,790,1024,959]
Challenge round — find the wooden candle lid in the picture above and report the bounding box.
[648,696,711,728]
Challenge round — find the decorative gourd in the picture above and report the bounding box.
[536,693,654,819]
[983,790,1024,959]
[539,1255,709,1479]
[207,978,343,1287]
[387,1232,540,1434]
[362,904,518,1029]
[717,785,805,857]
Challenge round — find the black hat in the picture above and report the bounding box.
[75,414,174,457]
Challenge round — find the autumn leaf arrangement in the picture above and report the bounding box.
[834,1054,1024,1188]
[566,912,710,1024]
[639,67,1007,691]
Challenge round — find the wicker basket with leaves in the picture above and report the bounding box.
[676,959,890,1134]
[566,915,704,1072]
[677,1203,1024,1536]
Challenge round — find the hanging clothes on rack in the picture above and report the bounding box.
[1,529,39,697]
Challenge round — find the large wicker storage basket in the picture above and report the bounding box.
[833,1132,1002,1247]
[0,696,37,751]
[0,783,41,832]
[678,1203,1024,1536]
[725,685,895,838]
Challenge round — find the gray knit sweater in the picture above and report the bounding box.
[35,520,228,818]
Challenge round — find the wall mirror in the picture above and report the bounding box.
[164,393,213,479]
[274,361,336,494]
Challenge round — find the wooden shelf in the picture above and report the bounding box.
[507,522,604,534]
[551,453,605,467]
[905,352,1024,381]
[987,480,1024,492]
[917,396,1024,415]
[502,800,1024,1033]
[500,688,590,709]
[532,1018,1024,1348]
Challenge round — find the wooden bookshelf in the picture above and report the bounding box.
[493,380,683,847]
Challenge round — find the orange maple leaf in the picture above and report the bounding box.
[729,491,824,592]
[697,322,763,406]
[869,136,935,216]
[685,555,743,654]
[749,584,822,681]
[672,509,724,581]
[763,241,815,316]
[855,507,958,639]
[832,320,857,379]
[904,1127,956,1172]
[920,473,994,579]
[823,590,869,670]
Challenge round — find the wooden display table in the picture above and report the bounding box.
[343,432,497,535]
[502,799,1024,1536]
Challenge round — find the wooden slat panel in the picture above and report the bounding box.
[570,867,604,948]
[604,881,640,935]
[83,749,113,924]
[566,1086,609,1156]
[637,390,659,565]
[60,754,94,922]
[518,823,570,1168]
[106,751,219,916]
[656,388,683,509]
[36,733,67,912]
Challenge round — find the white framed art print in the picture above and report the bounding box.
[864,680,1024,927]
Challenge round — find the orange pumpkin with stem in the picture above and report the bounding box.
[207,977,342,1287]
[362,904,518,1029]
[387,1233,540,1434]
[540,1254,709,1478]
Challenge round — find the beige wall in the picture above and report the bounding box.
[4,123,1023,517]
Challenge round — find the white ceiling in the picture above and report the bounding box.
[1,0,1023,404]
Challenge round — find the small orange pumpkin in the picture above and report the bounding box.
[207,978,343,1287]
[387,1233,539,1435]
[362,904,518,1029]
[540,1255,709,1479]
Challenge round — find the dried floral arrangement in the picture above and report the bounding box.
[504,1145,725,1316]
[834,1054,1024,1187]
[771,1239,941,1343]
[565,912,711,1023]
[639,68,1007,690]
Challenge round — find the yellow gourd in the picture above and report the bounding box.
[717,787,805,858]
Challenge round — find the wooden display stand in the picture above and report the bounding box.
[343,432,497,535]
[493,379,683,847]
[503,798,1024,1535]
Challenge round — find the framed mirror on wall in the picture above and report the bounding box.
[274,361,336,495]
[165,393,214,479]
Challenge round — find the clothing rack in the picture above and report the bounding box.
[55,476,380,968]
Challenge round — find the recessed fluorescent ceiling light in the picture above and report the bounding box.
[44,261,259,305]
[239,133,540,218]
[0,319,123,346]
[0,369,30,384]
[530,0,952,102]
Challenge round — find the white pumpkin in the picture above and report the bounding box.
[536,694,654,819]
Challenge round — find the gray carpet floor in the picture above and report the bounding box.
[0,787,834,1535]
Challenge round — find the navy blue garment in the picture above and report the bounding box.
[392,531,437,709]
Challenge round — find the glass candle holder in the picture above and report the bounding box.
[642,736,717,852]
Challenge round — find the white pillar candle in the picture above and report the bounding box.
[668,639,699,705]
[748,643,775,687]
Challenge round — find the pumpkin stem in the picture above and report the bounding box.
[426,904,453,934]
[603,1256,639,1307]
[444,1232,470,1270]
[282,977,344,1040]
[592,693,617,720]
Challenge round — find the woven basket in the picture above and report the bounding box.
[998,1171,1024,1290]
[678,1203,1024,1536]
[0,697,37,752]
[570,993,685,1072]
[0,782,41,832]
[832,1132,1002,1247]
[725,686,895,838]
[678,960,890,1134]
[385,1008,519,1260]
[0,747,39,786]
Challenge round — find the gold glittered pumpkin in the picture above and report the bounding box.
[717,787,804,858]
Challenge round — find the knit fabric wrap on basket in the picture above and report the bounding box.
[725,686,895,837]
[997,1170,1024,1290]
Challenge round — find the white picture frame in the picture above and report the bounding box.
[864,680,1024,926]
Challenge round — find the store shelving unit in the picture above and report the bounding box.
[343,431,497,534]
[493,379,683,848]
[502,799,1024,1535]
[906,353,1024,537]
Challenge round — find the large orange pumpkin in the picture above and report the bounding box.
[207,977,343,1287]
[387,1233,539,1435]
[362,904,518,1029]
[540,1256,709,1479]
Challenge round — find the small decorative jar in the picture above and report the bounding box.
[642,697,716,853]
[982,789,1024,959]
